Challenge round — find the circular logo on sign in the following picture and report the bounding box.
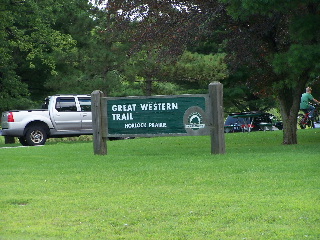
[183,106,208,135]
[185,112,205,130]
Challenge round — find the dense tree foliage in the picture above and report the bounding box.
[1,0,319,145]
[0,0,79,111]
[103,0,320,144]
[221,0,320,144]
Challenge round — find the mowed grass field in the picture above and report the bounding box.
[0,129,319,239]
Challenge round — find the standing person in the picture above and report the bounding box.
[300,87,320,118]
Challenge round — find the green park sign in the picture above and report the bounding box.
[91,82,226,155]
[106,95,209,137]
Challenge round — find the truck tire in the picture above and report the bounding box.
[25,126,47,146]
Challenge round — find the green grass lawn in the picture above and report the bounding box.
[1,130,319,239]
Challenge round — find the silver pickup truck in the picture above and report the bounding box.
[1,95,92,146]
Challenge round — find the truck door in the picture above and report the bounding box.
[78,97,92,132]
[52,97,81,131]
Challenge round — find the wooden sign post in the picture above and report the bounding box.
[91,90,107,155]
[209,82,226,154]
[91,82,225,155]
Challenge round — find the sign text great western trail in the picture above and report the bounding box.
[91,82,226,155]
[107,95,209,137]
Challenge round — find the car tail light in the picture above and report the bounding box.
[8,112,14,122]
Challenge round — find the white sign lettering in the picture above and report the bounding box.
[110,102,179,124]
[111,104,137,112]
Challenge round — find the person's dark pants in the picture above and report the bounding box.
[302,106,315,118]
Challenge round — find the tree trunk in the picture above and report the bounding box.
[279,102,298,144]
[146,77,152,96]
[277,80,307,144]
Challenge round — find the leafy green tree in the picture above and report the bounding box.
[102,1,229,98]
[0,0,32,111]
[174,51,228,87]
[104,0,320,144]
[44,4,142,98]
[121,46,184,96]
[220,0,320,144]
[0,0,78,111]
[223,69,277,113]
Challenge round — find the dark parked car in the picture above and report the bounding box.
[224,111,283,133]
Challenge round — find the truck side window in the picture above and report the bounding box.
[55,97,77,112]
[78,98,91,112]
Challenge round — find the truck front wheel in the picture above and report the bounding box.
[25,126,47,146]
